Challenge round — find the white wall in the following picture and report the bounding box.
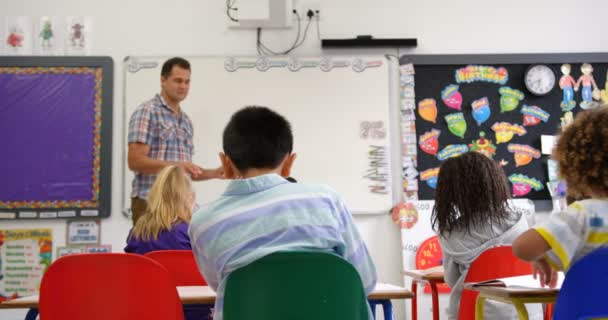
[1,1,607,319]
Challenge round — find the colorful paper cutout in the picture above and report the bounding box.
[521,105,550,127]
[437,144,469,161]
[419,129,441,156]
[559,64,577,111]
[499,87,525,113]
[469,132,496,159]
[508,174,544,197]
[441,85,462,111]
[492,122,527,144]
[445,113,467,138]
[471,97,491,126]
[507,144,541,167]
[391,202,419,229]
[576,63,601,110]
[420,167,440,189]
[455,65,508,84]
[418,98,438,123]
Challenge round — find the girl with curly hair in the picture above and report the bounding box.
[513,106,608,287]
[432,152,542,320]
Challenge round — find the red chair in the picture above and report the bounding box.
[39,253,184,320]
[144,250,207,286]
[458,245,533,320]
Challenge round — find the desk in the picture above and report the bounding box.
[401,270,445,320]
[463,284,558,320]
[0,282,413,320]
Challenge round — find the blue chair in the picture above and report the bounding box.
[553,247,608,320]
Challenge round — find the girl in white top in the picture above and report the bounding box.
[514,106,608,286]
[431,152,543,320]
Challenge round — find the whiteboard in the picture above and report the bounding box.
[123,56,398,214]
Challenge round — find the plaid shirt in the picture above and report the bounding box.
[128,94,194,199]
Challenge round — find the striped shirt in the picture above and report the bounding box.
[189,173,377,320]
[128,94,194,199]
[534,199,608,271]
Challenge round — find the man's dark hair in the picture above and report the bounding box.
[223,106,293,173]
[161,57,190,78]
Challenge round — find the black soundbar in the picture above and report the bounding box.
[321,35,417,48]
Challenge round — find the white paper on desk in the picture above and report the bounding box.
[471,272,564,290]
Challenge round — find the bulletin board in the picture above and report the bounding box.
[400,53,608,201]
[0,57,113,219]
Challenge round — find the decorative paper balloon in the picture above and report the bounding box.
[391,202,419,229]
[508,144,541,167]
[521,105,550,127]
[471,97,491,126]
[441,85,463,110]
[418,98,438,123]
[445,113,467,138]
[499,87,524,113]
[492,122,527,144]
[437,144,469,161]
[508,174,544,197]
[419,129,441,156]
[420,167,440,189]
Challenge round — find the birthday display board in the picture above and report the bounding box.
[399,53,608,201]
[0,229,52,302]
[0,57,113,219]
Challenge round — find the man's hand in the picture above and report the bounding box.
[532,258,558,288]
[190,165,224,181]
[180,162,204,178]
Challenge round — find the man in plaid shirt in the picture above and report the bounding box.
[127,57,223,224]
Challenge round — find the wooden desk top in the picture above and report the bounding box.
[463,284,559,299]
[401,269,445,282]
[0,282,413,309]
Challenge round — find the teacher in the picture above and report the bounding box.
[127,57,222,224]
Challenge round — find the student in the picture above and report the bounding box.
[513,106,608,287]
[189,106,377,320]
[431,152,542,320]
[124,165,194,254]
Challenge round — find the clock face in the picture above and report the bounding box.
[525,65,556,96]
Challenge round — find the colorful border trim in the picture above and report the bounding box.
[0,67,102,209]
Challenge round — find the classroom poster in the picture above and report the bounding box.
[0,229,52,301]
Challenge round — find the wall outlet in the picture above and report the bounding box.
[294,1,321,21]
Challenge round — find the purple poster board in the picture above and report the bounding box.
[0,57,112,219]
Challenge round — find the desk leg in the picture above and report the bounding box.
[381,300,393,320]
[512,299,530,320]
[475,296,486,320]
[369,300,377,319]
[411,281,417,320]
[429,281,440,320]
[25,308,38,320]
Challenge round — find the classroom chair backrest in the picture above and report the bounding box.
[458,245,533,320]
[223,251,369,320]
[144,250,207,286]
[39,253,184,320]
[553,247,608,320]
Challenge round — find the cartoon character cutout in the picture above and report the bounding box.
[6,26,24,47]
[575,63,600,109]
[559,64,577,111]
[468,131,497,159]
[38,238,53,273]
[39,20,54,47]
[600,70,608,104]
[70,22,85,47]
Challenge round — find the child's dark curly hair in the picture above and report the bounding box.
[554,106,608,199]
[431,152,515,235]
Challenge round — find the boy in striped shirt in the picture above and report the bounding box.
[189,106,377,320]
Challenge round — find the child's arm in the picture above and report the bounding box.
[512,229,551,261]
[440,249,460,288]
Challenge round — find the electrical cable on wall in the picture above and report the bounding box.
[256,10,314,56]
[226,0,238,22]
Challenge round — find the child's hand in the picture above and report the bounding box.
[532,258,558,288]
